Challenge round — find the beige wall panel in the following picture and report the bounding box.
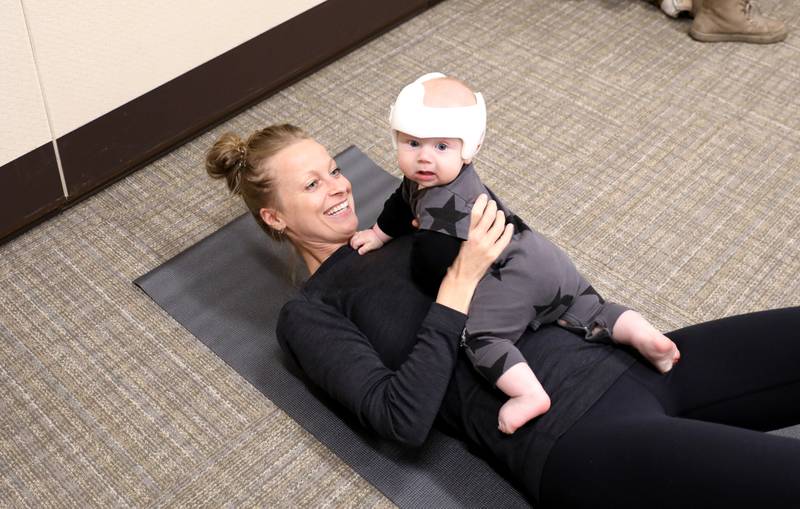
[1,0,53,167]
[22,0,326,138]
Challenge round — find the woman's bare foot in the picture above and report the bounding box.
[498,391,551,435]
[635,334,681,373]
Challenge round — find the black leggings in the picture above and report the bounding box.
[540,307,800,508]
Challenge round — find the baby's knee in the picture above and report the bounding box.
[534,390,551,415]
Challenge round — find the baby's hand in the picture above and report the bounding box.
[350,229,385,255]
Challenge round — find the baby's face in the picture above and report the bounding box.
[396,132,466,188]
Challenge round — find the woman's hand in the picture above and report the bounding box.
[435,194,514,315]
[455,194,514,281]
[612,310,681,373]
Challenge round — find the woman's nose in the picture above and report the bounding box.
[329,177,349,195]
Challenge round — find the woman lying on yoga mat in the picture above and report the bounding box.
[205,124,800,508]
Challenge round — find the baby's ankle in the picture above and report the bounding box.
[519,390,551,414]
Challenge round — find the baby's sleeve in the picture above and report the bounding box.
[376,181,416,238]
[410,230,463,295]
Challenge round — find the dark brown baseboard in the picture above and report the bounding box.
[0,143,65,242]
[1,0,439,244]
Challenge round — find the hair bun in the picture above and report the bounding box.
[235,143,247,164]
[205,132,248,195]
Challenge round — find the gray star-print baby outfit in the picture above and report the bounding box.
[376,164,629,385]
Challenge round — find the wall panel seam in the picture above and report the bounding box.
[19,0,68,199]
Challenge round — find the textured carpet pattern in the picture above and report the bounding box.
[2,0,799,506]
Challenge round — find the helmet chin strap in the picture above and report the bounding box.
[389,72,486,161]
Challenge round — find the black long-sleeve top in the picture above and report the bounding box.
[276,236,635,502]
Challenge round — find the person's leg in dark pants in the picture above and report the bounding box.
[636,306,800,430]
[540,368,800,508]
[541,307,800,507]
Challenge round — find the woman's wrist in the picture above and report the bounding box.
[435,266,478,315]
[434,193,513,316]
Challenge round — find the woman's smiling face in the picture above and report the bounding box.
[263,138,358,247]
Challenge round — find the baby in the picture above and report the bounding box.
[351,73,679,434]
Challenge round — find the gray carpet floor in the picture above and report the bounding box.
[2,0,799,506]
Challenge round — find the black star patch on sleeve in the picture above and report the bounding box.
[465,334,496,352]
[425,195,470,237]
[533,288,575,316]
[580,285,605,304]
[477,352,509,385]
[490,256,513,281]
[507,214,531,236]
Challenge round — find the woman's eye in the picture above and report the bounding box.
[435,143,448,151]
[330,167,341,176]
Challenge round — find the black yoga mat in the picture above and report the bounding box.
[134,146,531,508]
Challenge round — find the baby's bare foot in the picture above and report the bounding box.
[638,335,681,373]
[498,392,551,434]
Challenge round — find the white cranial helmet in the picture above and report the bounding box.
[389,72,486,161]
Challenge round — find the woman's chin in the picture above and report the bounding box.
[323,213,358,239]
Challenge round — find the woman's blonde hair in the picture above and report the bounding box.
[205,124,309,241]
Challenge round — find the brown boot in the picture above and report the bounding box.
[690,0,787,43]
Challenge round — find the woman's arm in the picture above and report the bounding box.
[277,298,467,446]
[279,195,513,446]
[435,194,513,315]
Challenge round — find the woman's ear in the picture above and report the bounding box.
[260,207,285,232]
